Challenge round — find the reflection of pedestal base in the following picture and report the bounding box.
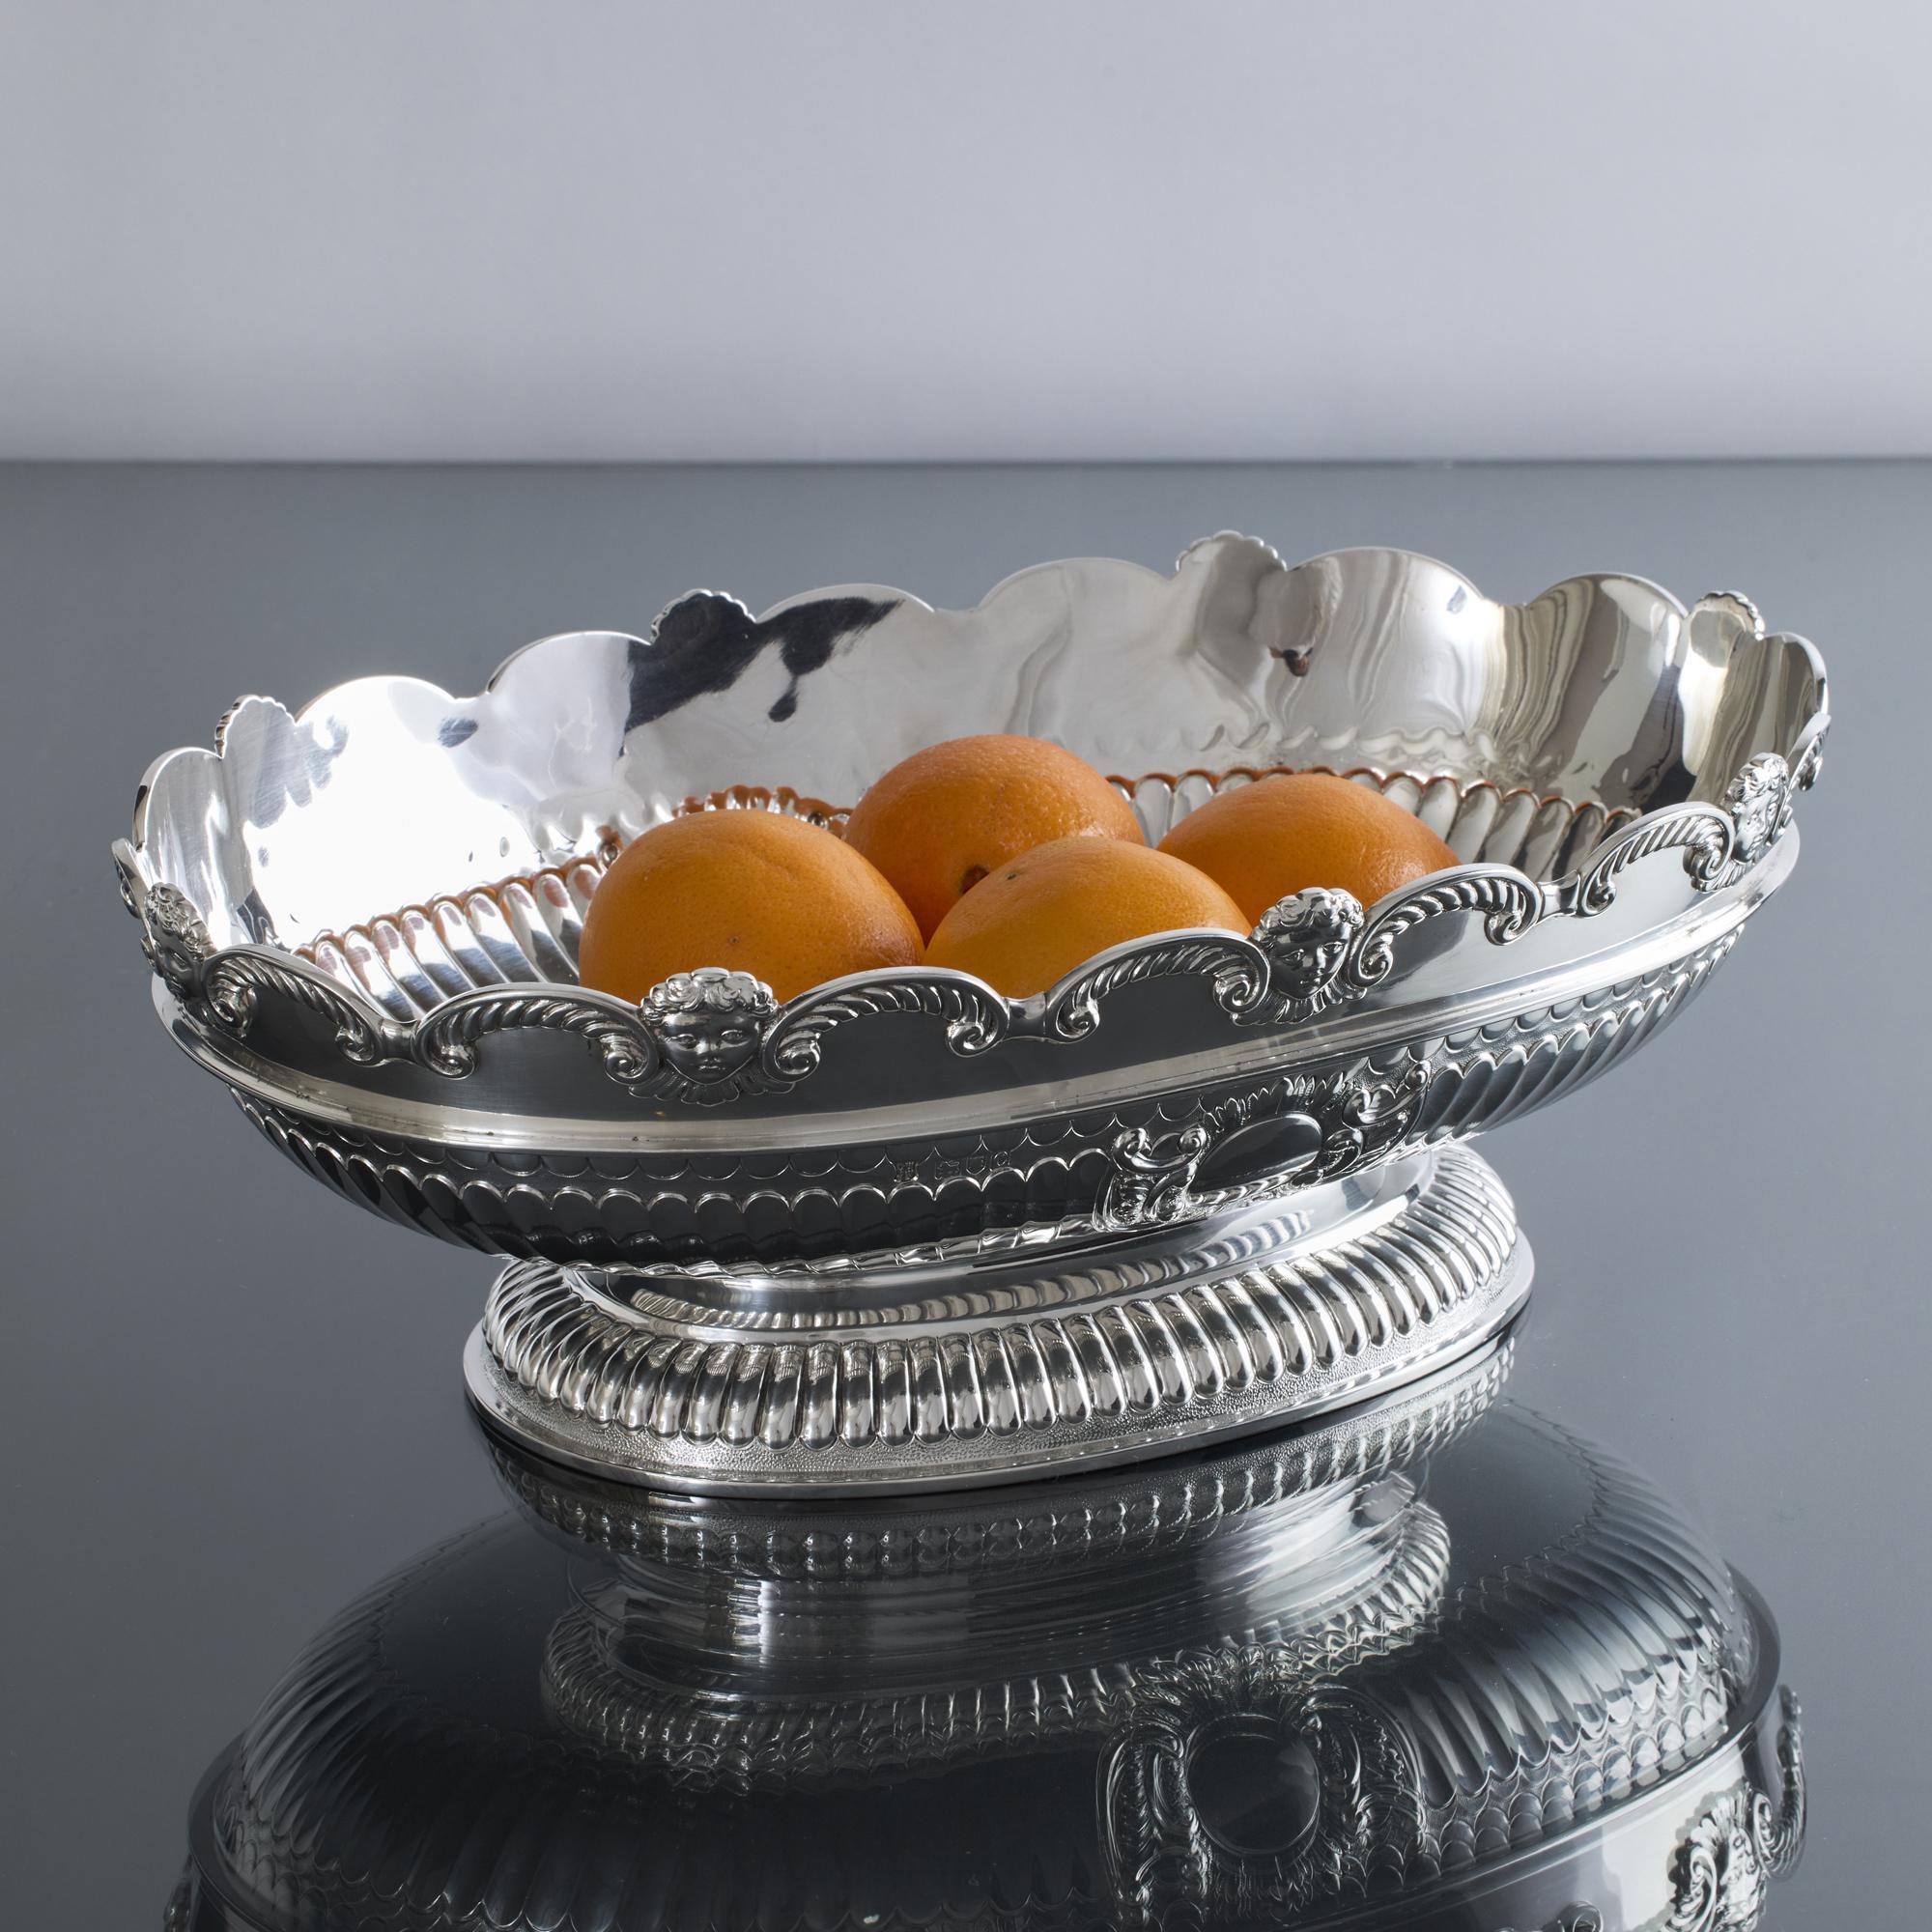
[464,1145,1531,1494]
[168,1418,1808,1932]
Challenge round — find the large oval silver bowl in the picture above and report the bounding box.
[115,536,1826,1267]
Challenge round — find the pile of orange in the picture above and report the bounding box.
[579,734,1457,1004]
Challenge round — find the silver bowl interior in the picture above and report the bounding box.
[128,536,1822,952]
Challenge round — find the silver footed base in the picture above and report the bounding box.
[464,1145,1531,1494]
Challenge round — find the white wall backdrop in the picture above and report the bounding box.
[3,0,1926,462]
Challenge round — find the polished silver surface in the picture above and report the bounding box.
[169,1374,1806,1931]
[464,1147,1529,1492]
[113,534,1825,1485]
[115,537,1824,1143]
[113,539,1825,1161]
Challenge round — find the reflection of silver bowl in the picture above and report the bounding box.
[171,1362,1805,1932]
[118,539,1826,1487]
[499,1334,1511,1792]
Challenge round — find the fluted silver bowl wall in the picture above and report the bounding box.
[116,536,1827,1266]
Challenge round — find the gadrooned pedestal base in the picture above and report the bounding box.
[464,1145,1531,1494]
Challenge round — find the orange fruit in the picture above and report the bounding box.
[925,837,1246,997]
[1157,772,1458,923]
[841,733,1144,940]
[578,810,922,1004]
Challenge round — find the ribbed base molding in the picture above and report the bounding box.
[464,1147,1531,1494]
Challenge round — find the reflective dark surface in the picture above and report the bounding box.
[171,1343,1808,1931]
[3,461,1925,1923]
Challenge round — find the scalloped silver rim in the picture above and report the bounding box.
[114,538,1829,1127]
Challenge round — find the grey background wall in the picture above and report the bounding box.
[3,0,1926,462]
